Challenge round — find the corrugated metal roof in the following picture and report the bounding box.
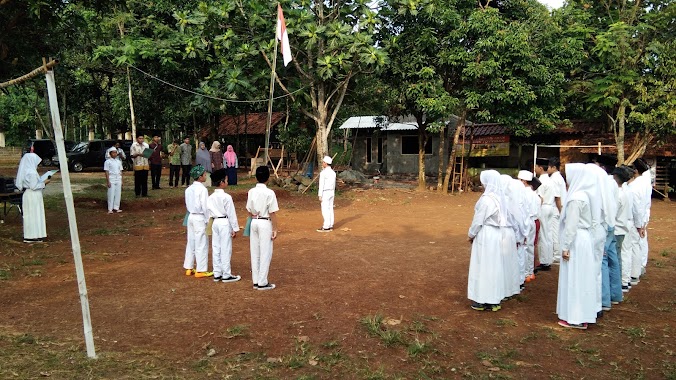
[338,116,389,129]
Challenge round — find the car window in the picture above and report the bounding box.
[71,142,88,153]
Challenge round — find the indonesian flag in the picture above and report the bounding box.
[276,4,292,67]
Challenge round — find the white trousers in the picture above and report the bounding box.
[538,205,556,265]
[552,211,561,262]
[639,227,648,269]
[321,194,335,229]
[525,220,536,276]
[212,218,234,278]
[517,243,526,284]
[250,219,274,286]
[107,180,121,211]
[184,214,209,272]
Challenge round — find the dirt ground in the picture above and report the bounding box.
[0,169,674,379]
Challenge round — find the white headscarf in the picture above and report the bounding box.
[479,170,503,218]
[500,174,527,239]
[586,163,617,227]
[561,163,589,224]
[15,153,42,191]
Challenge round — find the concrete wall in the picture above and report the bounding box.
[351,131,442,175]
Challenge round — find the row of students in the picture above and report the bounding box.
[182,165,279,290]
[468,156,653,330]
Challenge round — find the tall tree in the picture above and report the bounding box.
[560,0,676,164]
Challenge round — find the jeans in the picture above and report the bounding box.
[602,226,623,307]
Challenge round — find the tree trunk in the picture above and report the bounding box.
[436,125,446,190]
[442,109,467,194]
[417,116,428,191]
[126,66,137,139]
[316,126,328,168]
[625,132,653,165]
[615,102,627,165]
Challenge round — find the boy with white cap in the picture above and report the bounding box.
[317,155,336,232]
[184,165,213,278]
[208,168,241,283]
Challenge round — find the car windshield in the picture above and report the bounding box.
[70,142,88,153]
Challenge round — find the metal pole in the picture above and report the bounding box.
[533,144,538,173]
[264,38,279,166]
[45,70,97,359]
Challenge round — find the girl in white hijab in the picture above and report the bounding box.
[467,170,507,312]
[556,163,597,329]
[15,153,50,243]
[499,174,523,298]
[585,163,611,315]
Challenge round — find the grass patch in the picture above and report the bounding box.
[360,314,406,347]
[623,326,647,341]
[225,324,248,338]
[496,318,517,327]
[519,332,538,343]
[20,258,45,266]
[660,249,672,257]
[409,320,430,334]
[407,338,431,357]
[91,226,128,235]
[476,349,517,370]
[322,340,340,349]
[0,269,11,280]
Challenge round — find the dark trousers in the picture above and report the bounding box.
[134,170,148,196]
[181,164,192,185]
[151,164,162,189]
[169,164,180,187]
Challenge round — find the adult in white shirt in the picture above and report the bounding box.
[184,165,212,278]
[317,156,337,232]
[246,166,280,290]
[634,158,652,274]
[534,158,555,270]
[547,157,566,262]
[104,149,123,214]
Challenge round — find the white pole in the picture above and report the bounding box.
[264,35,279,165]
[45,70,97,359]
[533,144,538,173]
[598,142,601,155]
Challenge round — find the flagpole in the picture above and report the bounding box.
[264,35,279,166]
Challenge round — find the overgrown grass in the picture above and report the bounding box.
[225,324,248,338]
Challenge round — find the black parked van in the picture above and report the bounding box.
[52,140,132,172]
[23,139,75,166]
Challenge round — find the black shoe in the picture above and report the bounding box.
[622,285,629,293]
[471,302,486,311]
[316,227,332,232]
[256,284,276,291]
[538,264,551,272]
[597,310,604,318]
[222,275,241,283]
[253,284,259,289]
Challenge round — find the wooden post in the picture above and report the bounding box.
[45,69,96,359]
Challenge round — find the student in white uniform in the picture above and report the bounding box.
[625,164,647,288]
[612,166,632,297]
[518,170,541,283]
[634,158,652,276]
[104,149,123,214]
[557,163,597,330]
[208,168,241,283]
[547,157,566,262]
[317,155,336,232]
[183,165,213,278]
[534,158,555,270]
[501,175,527,295]
[246,166,279,290]
[468,170,507,312]
[16,153,50,243]
[586,163,612,316]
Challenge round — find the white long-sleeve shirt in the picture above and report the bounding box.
[246,183,279,218]
[615,184,631,236]
[537,173,556,206]
[627,178,645,229]
[185,181,209,223]
[318,166,336,198]
[208,189,240,232]
[468,194,501,239]
[561,198,592,251]
[550,171,567,206]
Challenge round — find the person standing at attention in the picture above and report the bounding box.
[130,134,149,197]
[104,149,123,214]
[16,153,50,243]
[247,166,279,290]
[556,163,597,330]
[168,139,181,188]
[149,134,163,190]
[196,141,212,187]
[224,145,238,186]
[105,140,126,162]
[534,158,555,271]
[547,157,566,263]
[317,155,336,232]
[208,168,241,283]
[210,141,224,172]
[467,170,507,312]
[184,165,212,278]
[180,137,193,187]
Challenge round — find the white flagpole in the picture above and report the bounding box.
[45,69,97,359]
[264,36,279,166]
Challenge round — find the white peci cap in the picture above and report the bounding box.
[323,156,332,165]
[517,170,533,181]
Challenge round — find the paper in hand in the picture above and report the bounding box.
[40,170,59,182]
[142,148,153,158]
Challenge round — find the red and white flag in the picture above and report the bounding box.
[276,4,292,67]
